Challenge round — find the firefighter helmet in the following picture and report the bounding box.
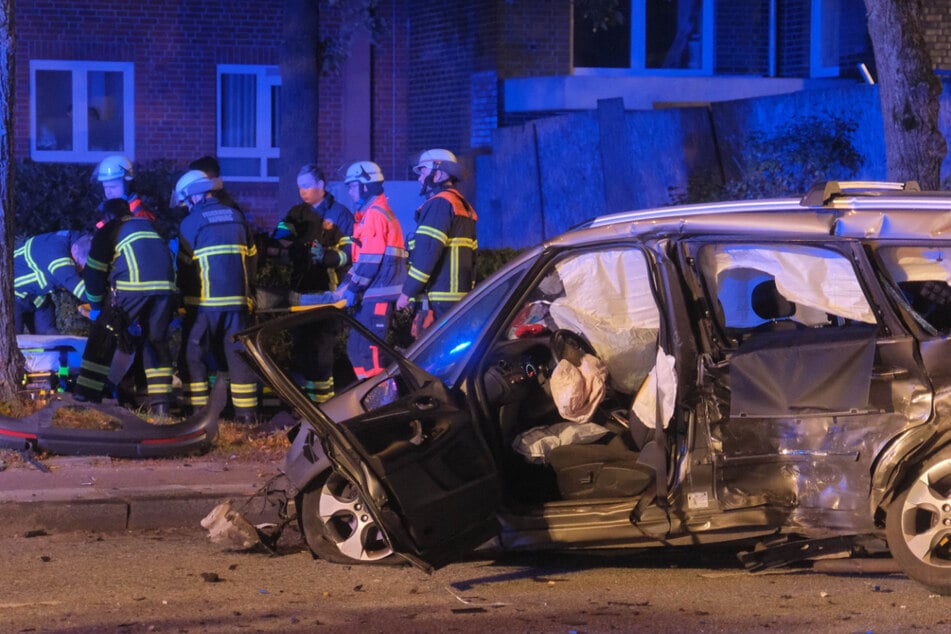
[173,170,216,204]
[344,161,384,184]
[96,155,134,182]
[413,148,461,179]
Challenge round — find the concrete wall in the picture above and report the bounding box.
[476,84,951,250]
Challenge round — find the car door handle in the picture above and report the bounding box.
[872,366,910,379]
[413,396,438,411]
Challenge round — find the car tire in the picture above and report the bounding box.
[298,469,398,565]
[886,450,951,595]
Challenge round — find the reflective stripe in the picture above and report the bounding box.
[408,265,430,284]
[363,284,403,299]
[416,225,448,245]
[447,237,478,249]
[80,359,111,375]
[428,290,468,301]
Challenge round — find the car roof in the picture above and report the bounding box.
[571,181,951,245]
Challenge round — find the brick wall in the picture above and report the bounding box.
[15,0,414,225]
[922,3,951,70]
[408,0,570,158]
[15,0,283,164]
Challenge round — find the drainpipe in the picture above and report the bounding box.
[769,0,777,77]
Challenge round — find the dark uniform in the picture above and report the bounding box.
[14,231,88,334]
[277,196,354,403]
[74,212,176,409]
[177,196,259,420]
[278,193,354,293]
[402,186,478,321]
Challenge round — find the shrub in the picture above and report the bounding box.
[674,112,863,204]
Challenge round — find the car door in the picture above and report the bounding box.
[239,306,501,571]
[680,238,931,530]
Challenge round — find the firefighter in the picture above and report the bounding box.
[396,149,478,328]
[14,231,91,334]
[272,163,355,403]
[94,155,156,223]
[174,169,260,424]
[73,198,176,415]
[334,160,407,378]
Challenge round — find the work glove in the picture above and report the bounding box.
[337,286,360,309]
[272,221,294,241]
[310,241,325,262]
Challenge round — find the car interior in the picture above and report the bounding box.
[479,248,665,506]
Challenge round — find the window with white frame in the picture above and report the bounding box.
[30,60,135,163]
[217,65,281,182]
[573,0,714,75]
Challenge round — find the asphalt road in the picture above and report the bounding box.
[3,526,951,633]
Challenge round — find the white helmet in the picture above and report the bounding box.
[413,148,461,179]
[344,161,384,184]
[96,155,133,182]
[173,170,217,204]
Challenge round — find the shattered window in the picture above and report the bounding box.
[698,243,876,337]
[877,245,951,334]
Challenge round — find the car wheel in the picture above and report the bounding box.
[886,451,951,595]
[298,470,397,565]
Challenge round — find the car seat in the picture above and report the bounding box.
[751,279,799,331]
[547,427,653,499]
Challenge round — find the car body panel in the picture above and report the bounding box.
[0,380,225,458]
[238,307,501,571]
[245,184,951,579]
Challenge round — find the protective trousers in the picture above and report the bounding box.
[74,294,173,406]
[179,309,258,417]
[293,318,338,403]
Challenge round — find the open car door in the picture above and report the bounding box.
[239,306,501,571]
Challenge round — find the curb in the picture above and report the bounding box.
[0,457,279,535]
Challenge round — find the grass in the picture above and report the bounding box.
[0,390,293,468]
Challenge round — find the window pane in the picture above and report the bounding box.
[35,70,72,150]
[646,0,703,69]
[220,157,261,178]
[573,2,631,68]
[221,73,256,147]
[87,70,125,152]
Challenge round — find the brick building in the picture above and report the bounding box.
[15,0,946,228]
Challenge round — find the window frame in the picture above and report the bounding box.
[216,64,281,183]
[574,0,715,76]
[29,59,135,163]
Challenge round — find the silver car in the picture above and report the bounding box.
[240,181,951,594]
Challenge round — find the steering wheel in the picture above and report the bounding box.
[550,329,597,367]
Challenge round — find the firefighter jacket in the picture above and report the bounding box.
[402,187,478,304]
[14,231,87,307]
[84,215,176,309]
[177,196,258,311]
[278,194,354,293]
[346,194,406,301]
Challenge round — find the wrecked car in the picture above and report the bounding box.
[238,181,951,595]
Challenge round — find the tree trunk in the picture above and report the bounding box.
[0,0,22,406]
[864,0,946,189]
[278,0,320,214]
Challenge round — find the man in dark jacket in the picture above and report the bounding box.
[73,198,176,414]
[174,169,259,423]
[14,230,91,334]
[396,149,477,328]
[273,163,355,403]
